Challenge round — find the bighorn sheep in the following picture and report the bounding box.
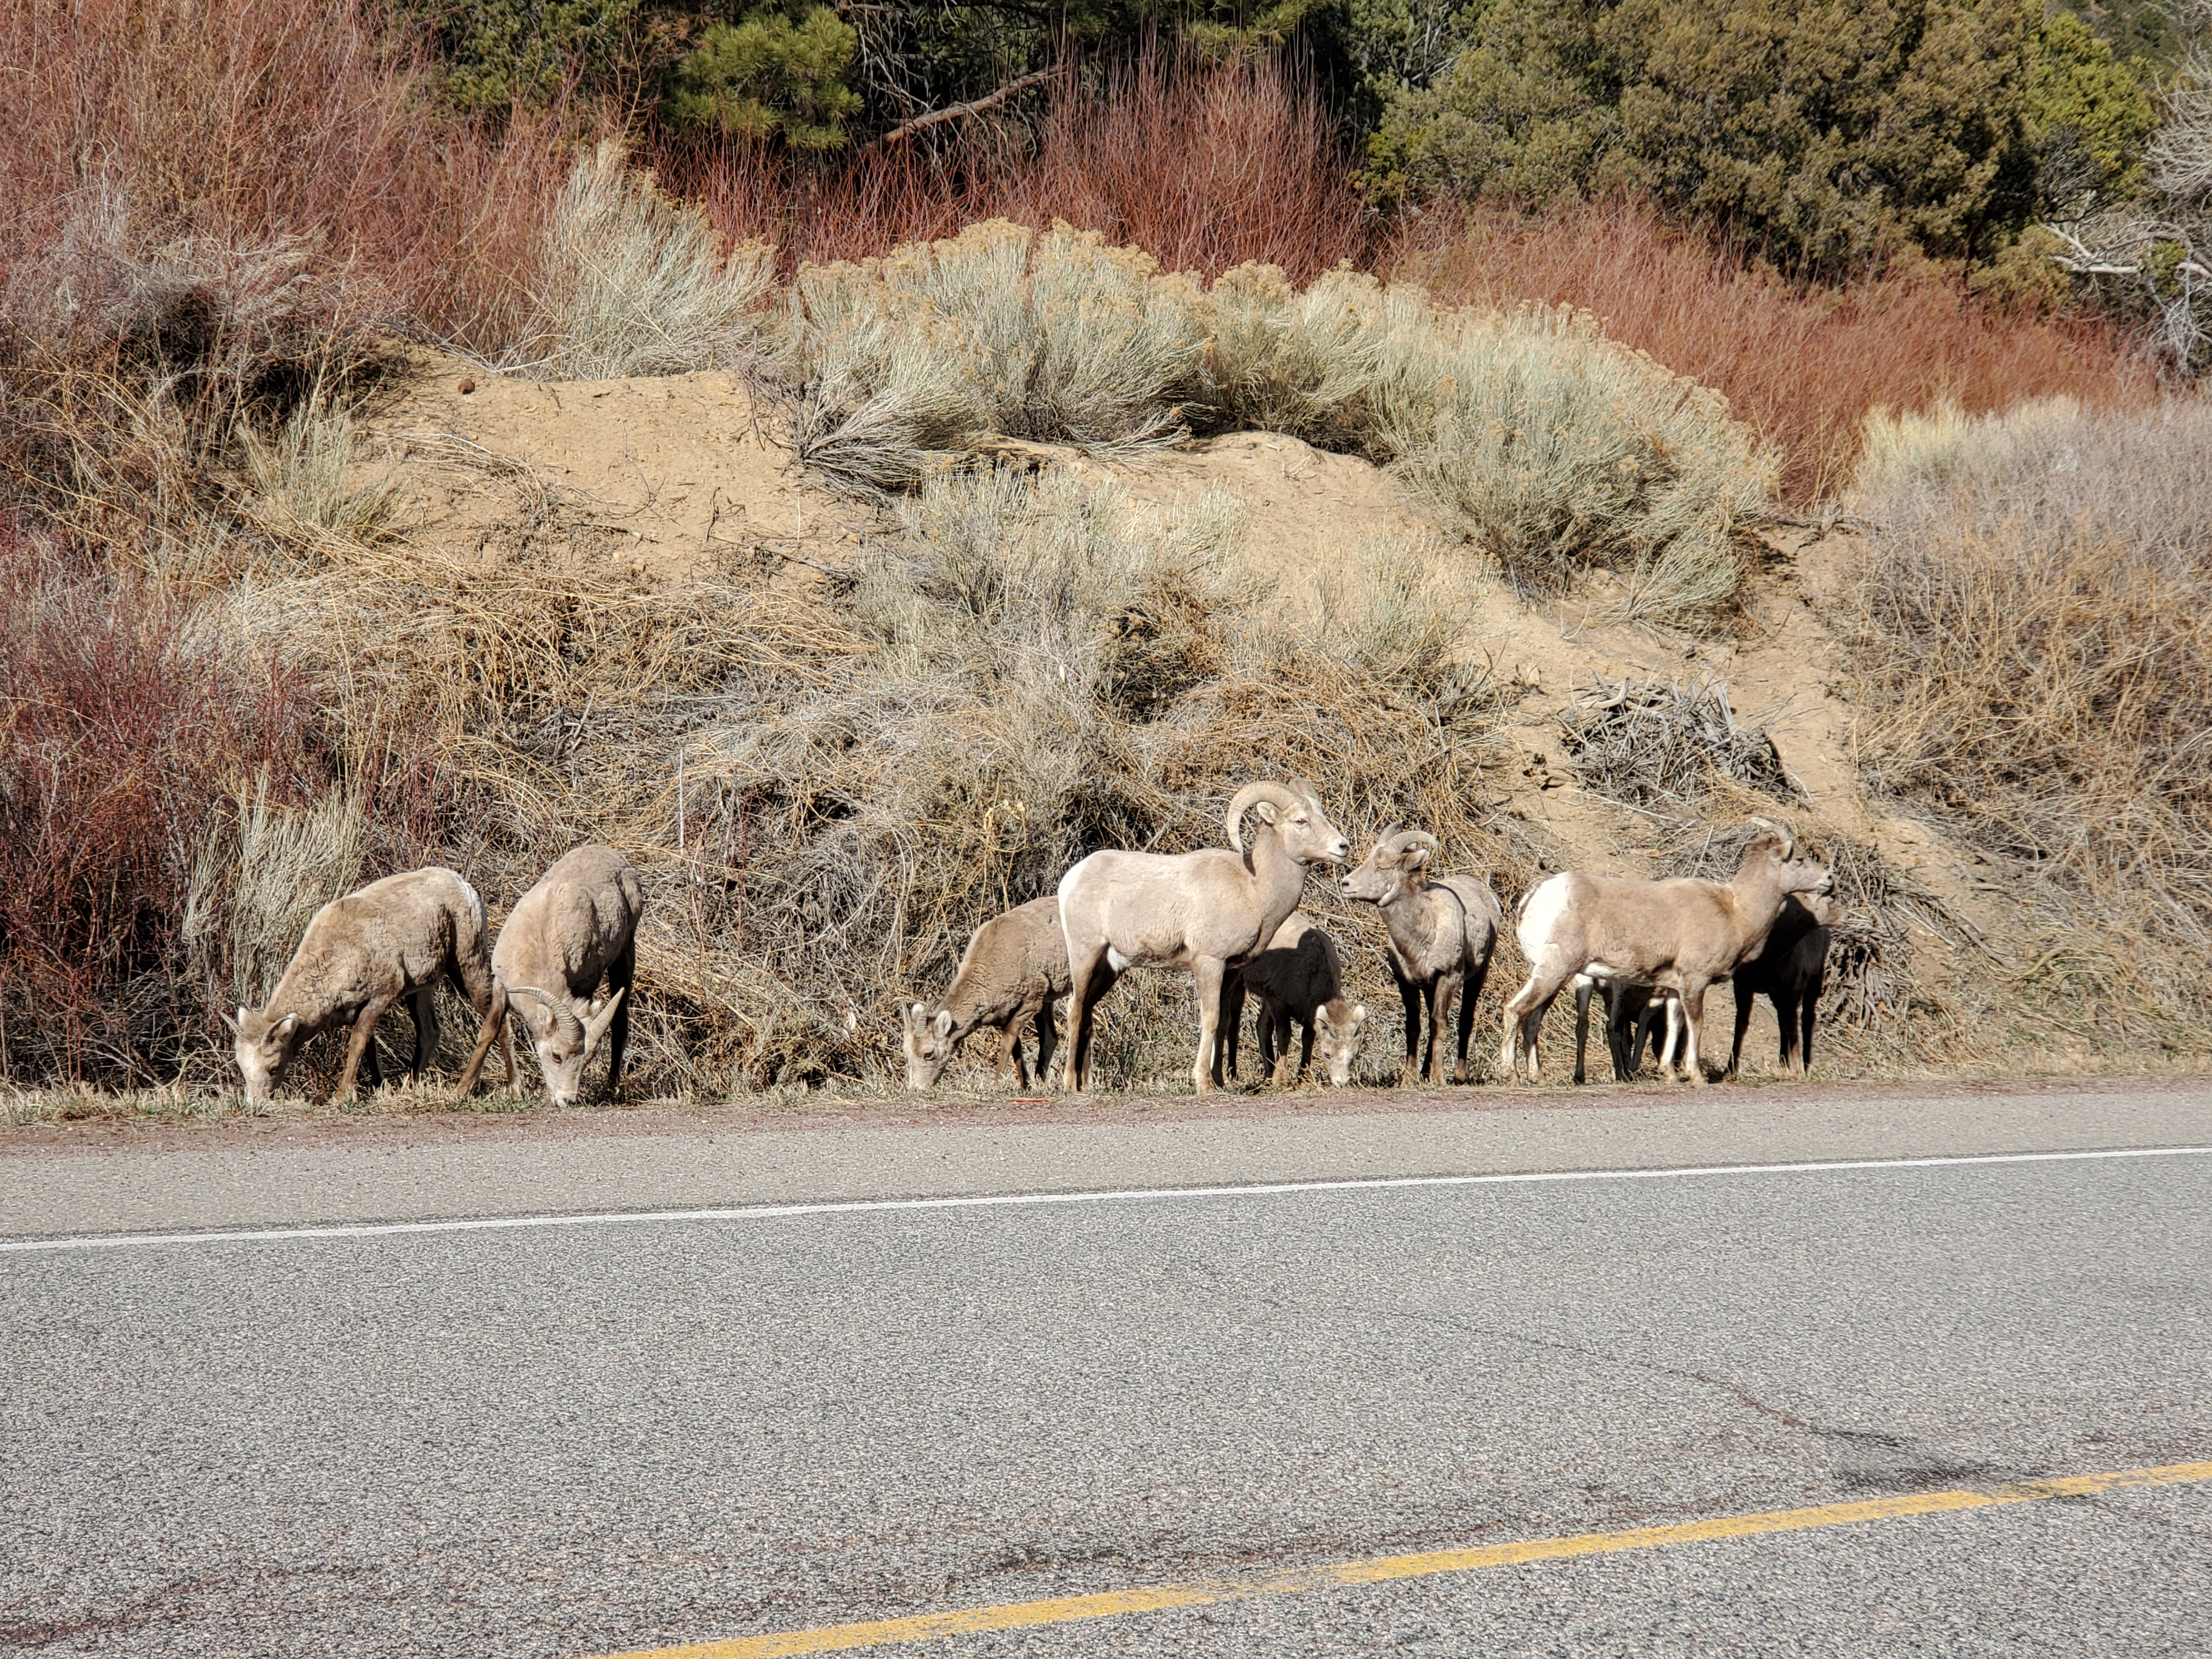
[1728,891,1837,1076]
[458,844,644,1106]
[1499,825,1833,1086]
[1341,828,1502,1085]
[228,866,503,1103]
[1058,780,1350,1094]
[900,896,1071,1091]
[1218,911,1368,1087]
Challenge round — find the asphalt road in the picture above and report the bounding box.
[4,1094,2210,1656]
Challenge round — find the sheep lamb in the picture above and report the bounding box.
[1218,910,1368,1087]
[901,895,1071,1091]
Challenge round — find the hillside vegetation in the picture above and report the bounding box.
[2,0,2207,1108]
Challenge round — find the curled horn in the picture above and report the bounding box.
[507,984,584,1043]
[1224,780,1299,853]
[1744,816,1796,860]
[1387,828,1439,857]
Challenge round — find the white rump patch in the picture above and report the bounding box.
[1516,876,1573,960]
[1107,947,1134,973]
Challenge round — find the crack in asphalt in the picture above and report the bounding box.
[1385,1307,2028,1491]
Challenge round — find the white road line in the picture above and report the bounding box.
[4,1144,2208,1256]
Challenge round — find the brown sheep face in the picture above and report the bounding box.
[1341,842,1426,908]
[1313,1002,1368,1087]
[1740,833,1836,901]
[900,1003,958,1091]
[509,988,623,1107]
[230,1008,302,1102]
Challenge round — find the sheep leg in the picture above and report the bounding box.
[1427,976,1457,1085]
[1396,973,1424,1086]
[604,941,635,1100]
[335,995,398,1104]
[408,986,439,1084]
[1218,971,1247,1085]
[1677,982,1708,1084]
[1034,993,1060,1090]
[1572,980,1594,1085]
[1000,1015,1029,1090]
[1769,986,1805,1079]
[1730,984,1756,1077]
[456,980,511,1096]
[1498,969,1567,1081]
[1064,950,1115,1092]
[1797,984,1820,1075]
[1191,956,1227,1096]
[1453,961,1485,1083]
[1295,1009,1315,1087]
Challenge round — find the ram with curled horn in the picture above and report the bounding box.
[1056,779,1351,1094]
[1498,821,1832,1086]
[1342,825,1504,1085]
[459,844,645,1107]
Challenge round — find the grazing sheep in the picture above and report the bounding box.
[1341,828,1502,1085]
[1058,780,1351,1094]
[1728,892,1838,1076]
[458,844,644,1107]
[229,866,503,1104]
[900,896,1071,1091]
[1218,911,1368,1087]
[1499,823,1834,1085]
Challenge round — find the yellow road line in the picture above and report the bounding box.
[595,1459,2212,1659]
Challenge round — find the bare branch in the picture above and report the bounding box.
[867,66,1060,150]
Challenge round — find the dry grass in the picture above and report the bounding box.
[1392,200,2160,504]
[1839,397,2212,1054]
[506,142,778,381]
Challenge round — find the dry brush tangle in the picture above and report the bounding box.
[1839,398,2212,1053]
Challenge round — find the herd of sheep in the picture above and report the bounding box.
[226,777,1840,1106]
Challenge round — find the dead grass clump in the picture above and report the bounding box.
[1560,677,1797,809]
[1391,199,2160,504]
[506,142,778,381]
[0,0,572,363]
[1838,398,2212,1051]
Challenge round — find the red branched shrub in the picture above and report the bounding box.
[0,0,571,359]
[663,49,1365,281]
[1391,200,2159,502]
[0,526,325,1083]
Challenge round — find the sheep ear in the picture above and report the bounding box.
[900,1002,921,1036]
[1250,801,1280,825]
[932,1008,955,1039]
[272,1013,299,1040]
[1352,1002,1368,1027]
[1403,845,1431,871]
